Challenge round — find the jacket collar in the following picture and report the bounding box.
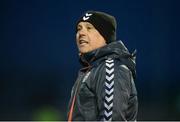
[79,41,137,79]
[79,41,132,65]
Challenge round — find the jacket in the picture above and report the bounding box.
[67,41,138,121]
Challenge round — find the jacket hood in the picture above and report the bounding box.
[79,40,137,79]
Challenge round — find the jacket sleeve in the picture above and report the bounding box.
[95,58,138,121]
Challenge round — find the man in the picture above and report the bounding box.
[67,10,138,121]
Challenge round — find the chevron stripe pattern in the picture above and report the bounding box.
[103,58,114,121]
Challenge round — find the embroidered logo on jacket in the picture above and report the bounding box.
[103,58,114,121]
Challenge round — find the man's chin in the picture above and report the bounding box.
[80,51,89,54]
[79,49,92,54]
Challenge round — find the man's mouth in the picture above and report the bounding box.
[79,39,88,45]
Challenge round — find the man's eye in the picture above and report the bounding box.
[87,26,93,30]
[77,27,81,31]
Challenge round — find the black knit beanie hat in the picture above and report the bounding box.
[76,11,117,44]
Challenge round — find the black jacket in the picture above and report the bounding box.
[67,41,138,121]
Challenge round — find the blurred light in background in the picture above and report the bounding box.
[32,105,63,120]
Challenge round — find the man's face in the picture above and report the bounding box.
[76,22,106,54]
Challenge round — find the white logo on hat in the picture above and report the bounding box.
[83,13,92,21]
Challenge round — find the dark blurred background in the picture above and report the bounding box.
[1,0,180,120]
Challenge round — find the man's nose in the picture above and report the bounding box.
[78,28,87,36]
